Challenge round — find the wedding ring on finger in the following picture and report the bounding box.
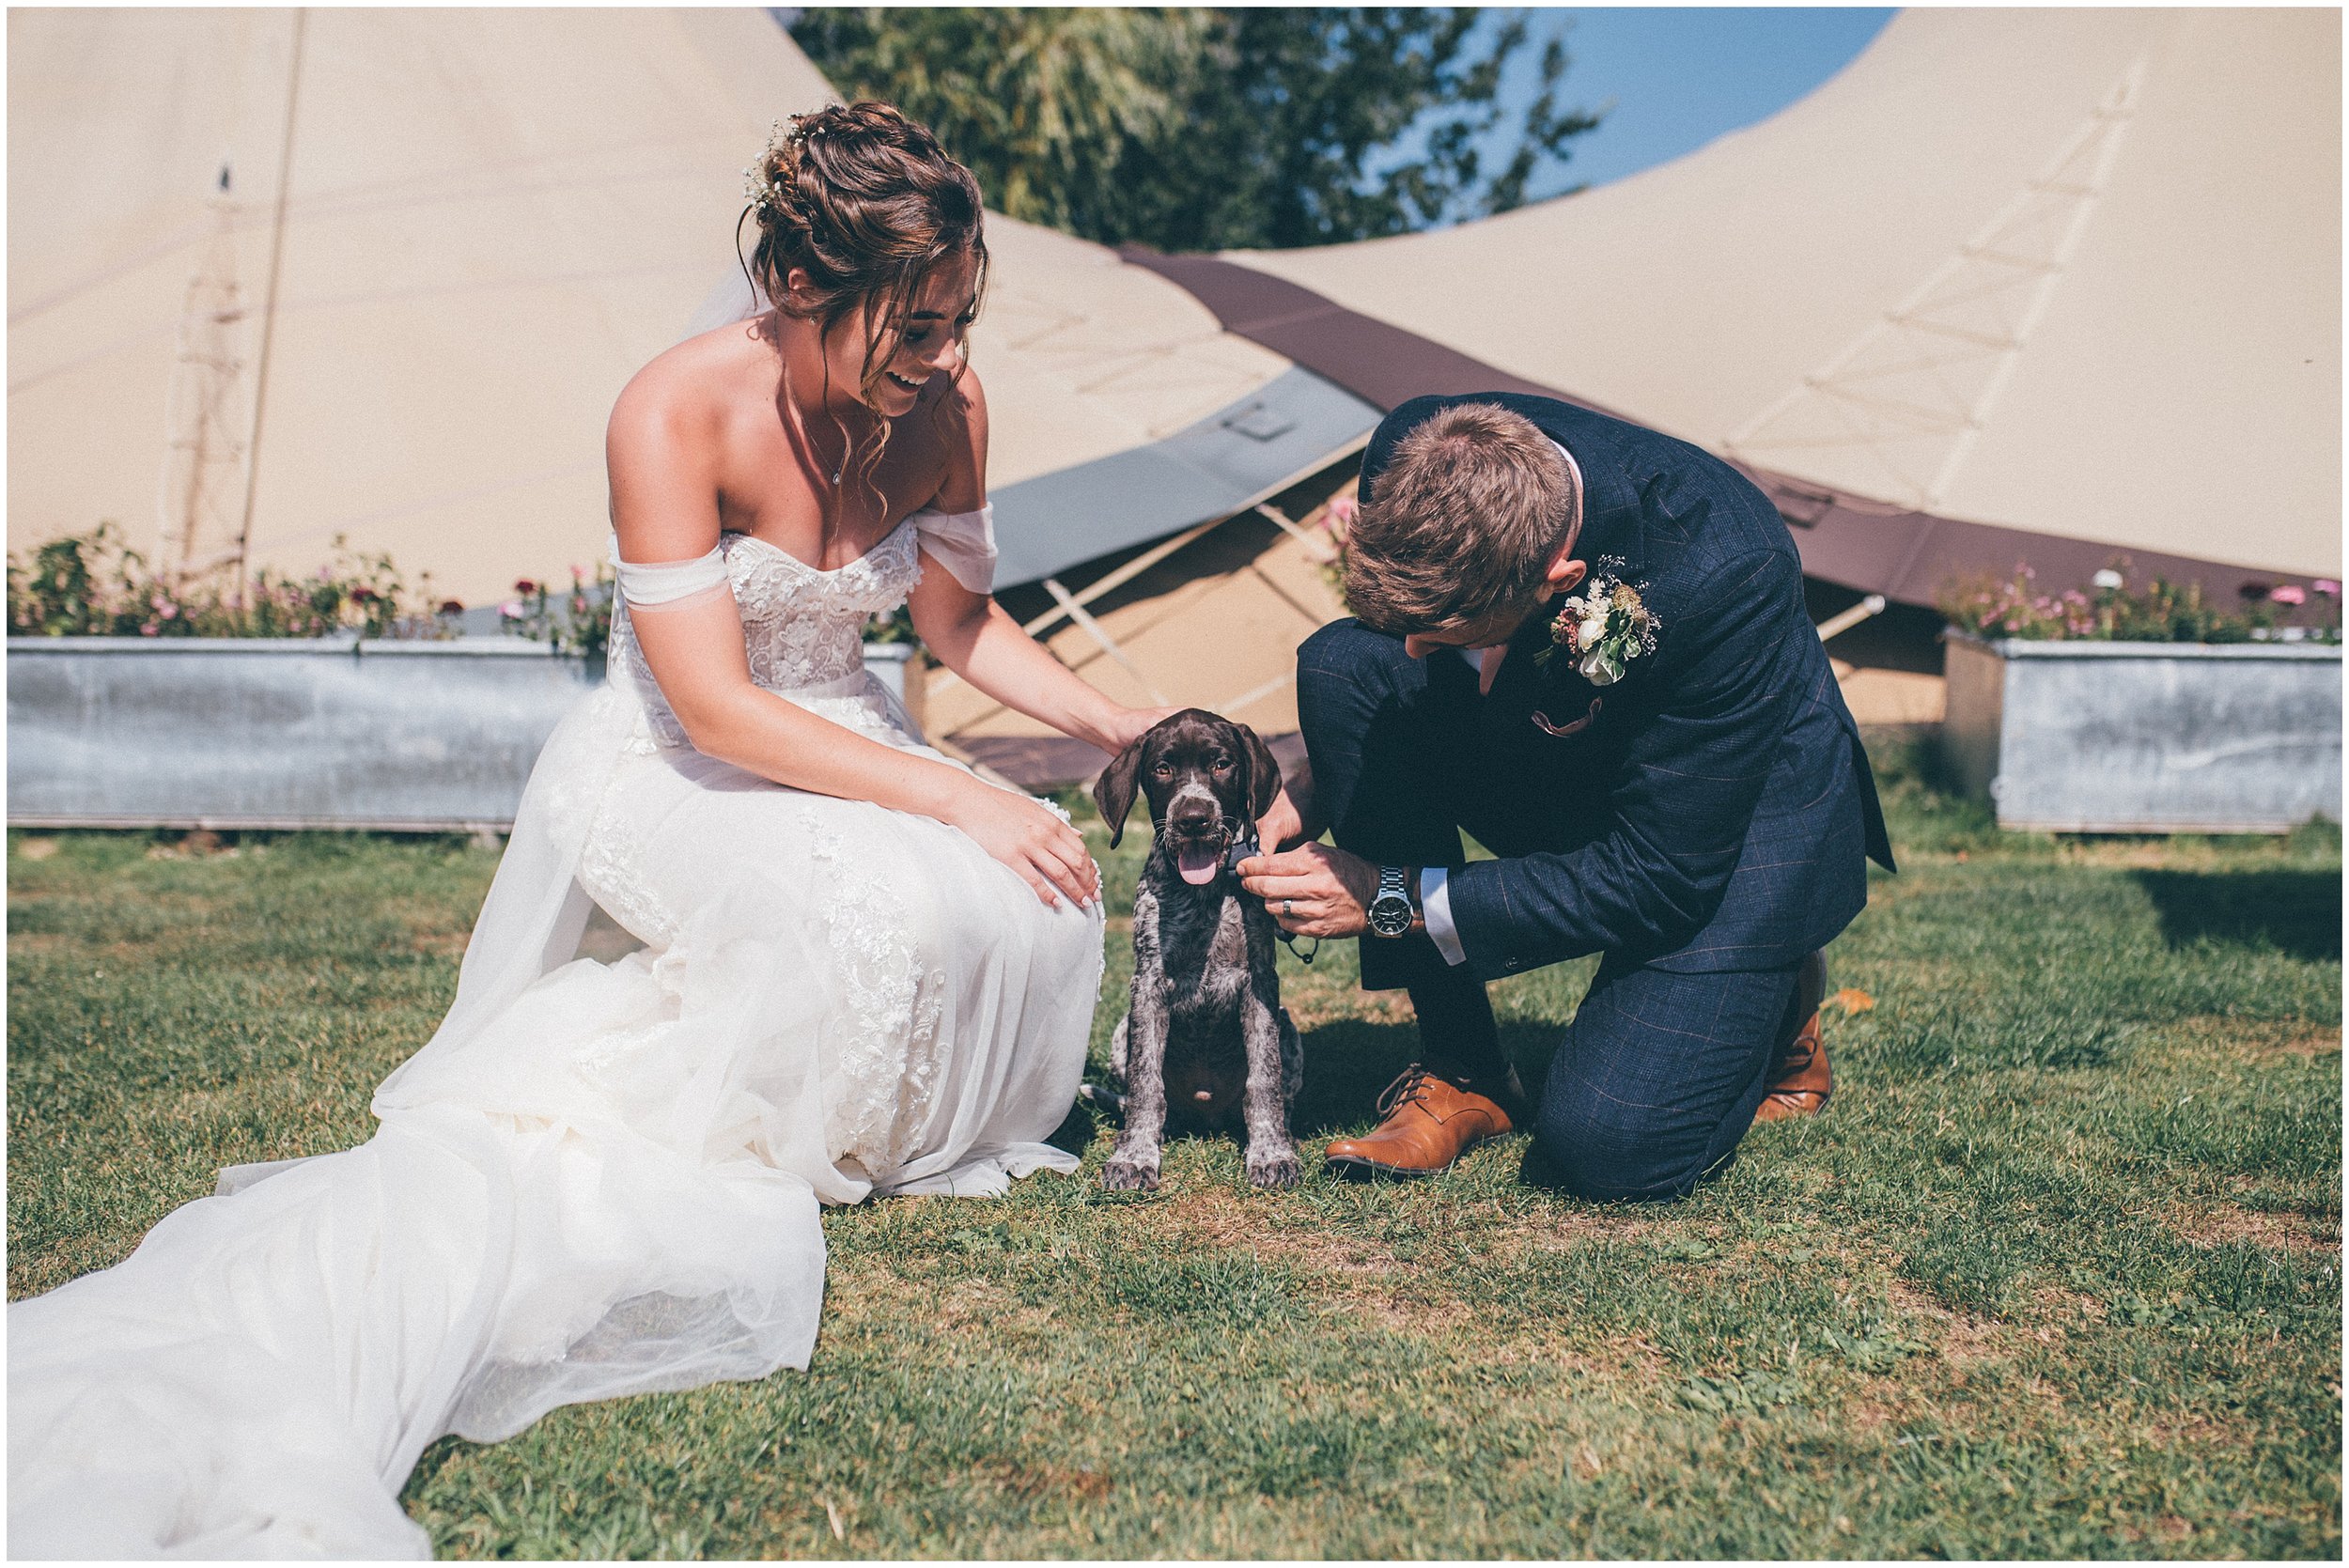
[1282,898,1294,917]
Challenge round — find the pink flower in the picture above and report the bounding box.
[498,599,524,619]
[2270,583,2307,606]
[160,603,178,619]
[2315,580,2341,598]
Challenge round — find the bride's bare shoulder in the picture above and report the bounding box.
[607,324,766,454]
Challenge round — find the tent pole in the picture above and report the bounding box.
[1019,515,1226,638]
[930,434,1371,706]
[1815,595,1887,644]
[1010,434,1371,644]
[234,6,307,608]
[1039,577,1171,705]
[926,513,1232,703]
[1205,670,1295,718]
[1252,503,1338,564]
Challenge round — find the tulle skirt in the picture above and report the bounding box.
[8,675,1103,1558]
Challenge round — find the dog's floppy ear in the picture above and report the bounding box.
[1093,737,1145,848]
[1237,722,1283,824]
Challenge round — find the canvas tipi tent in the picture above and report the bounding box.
[1169,7,2340,597]
[8,6,1372,659]
[965,6,2345,751]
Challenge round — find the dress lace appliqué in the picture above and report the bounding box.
[809,829,950,1175]
[605,520,926,748]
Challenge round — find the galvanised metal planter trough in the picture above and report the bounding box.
[1941,634,2342,834]
[7,637,926,833]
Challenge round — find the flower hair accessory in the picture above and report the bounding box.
[742,116,814,212]
[1535,559,1657,687]
[742,135,786,211]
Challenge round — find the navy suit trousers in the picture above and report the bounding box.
[1297,618,1805,1200]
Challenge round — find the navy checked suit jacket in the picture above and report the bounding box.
[1359,393,1896,977]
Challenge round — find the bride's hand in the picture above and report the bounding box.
[1096,705,1181,755]
[942,782,1100,909]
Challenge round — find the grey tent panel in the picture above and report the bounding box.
[990,366,1380,588]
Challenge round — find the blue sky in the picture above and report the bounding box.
[1476,8,1897,203]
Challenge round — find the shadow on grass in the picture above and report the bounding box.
[1291,1017,1563,1136]
[1292,1020,1419,1136]
[1046,1094,1100,1158]
[2134,868,2342,962]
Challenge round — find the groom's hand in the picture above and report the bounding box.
[1237,844,1381,939]
[1254,785,1321,855]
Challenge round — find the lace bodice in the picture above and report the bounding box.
[607,520,925,749]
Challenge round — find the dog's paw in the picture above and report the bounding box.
[1100,1154,1160,1192]
[1246,1143,1303,1189]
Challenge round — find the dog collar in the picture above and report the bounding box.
[1224,827,1262,876]
[1228,824,1320,965]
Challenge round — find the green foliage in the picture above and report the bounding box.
[1938,562,2342,644]
[790,8,1602,251]
[6,523,458,641]
[498,565,615,660]
[860,602,921,646]
[499,566,914,660]
[7,743,2340,1557]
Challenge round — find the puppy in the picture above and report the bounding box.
[1093,709,1304,1190]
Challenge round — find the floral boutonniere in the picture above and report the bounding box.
[1534,561,1658,687]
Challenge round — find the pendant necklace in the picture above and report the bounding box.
[818,397,860,488]
[783,358,851,488]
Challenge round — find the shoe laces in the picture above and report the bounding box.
[1780,1021,1820,1074]
[1375,1065,1437,1119]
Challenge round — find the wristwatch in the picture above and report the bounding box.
[1367,865,1414,939]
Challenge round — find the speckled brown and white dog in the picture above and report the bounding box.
[1093,709,1303,1190]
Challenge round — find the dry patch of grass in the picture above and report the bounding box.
[1887,1278,2020,1372]
[2166,1201,2341,1254]
[2155,1015,2343,1063]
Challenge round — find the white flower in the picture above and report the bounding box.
[1576,609,1610,650]
[1579,646,1626,686]
[2092,568,2125,590]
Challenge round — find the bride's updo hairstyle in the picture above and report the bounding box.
[742,101,988,419]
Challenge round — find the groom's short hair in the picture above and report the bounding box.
[1343,403,1581,634]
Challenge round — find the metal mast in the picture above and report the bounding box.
[156,163,250,574]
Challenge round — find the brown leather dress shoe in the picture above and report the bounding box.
[1325,1066,1514,1179]
[1753,951,1833,1123]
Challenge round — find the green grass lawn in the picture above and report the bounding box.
[9,735,2340,1559]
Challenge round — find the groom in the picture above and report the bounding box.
[1240,393,1894,1200]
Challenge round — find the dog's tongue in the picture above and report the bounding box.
[1175,842,1222,886]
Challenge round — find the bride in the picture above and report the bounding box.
[8,103,1167,1558]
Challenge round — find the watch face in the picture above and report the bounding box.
[1368,896,1412,938]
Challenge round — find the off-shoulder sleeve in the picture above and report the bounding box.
[606,534,730,608]
[910,503,998,594]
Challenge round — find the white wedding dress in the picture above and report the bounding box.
[8,513,1104,1558]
